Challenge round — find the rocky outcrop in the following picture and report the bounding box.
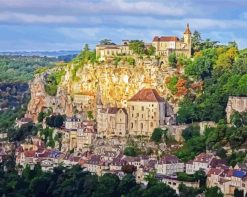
[26,59,181,122]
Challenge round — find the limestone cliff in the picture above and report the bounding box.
[26,58,181,122]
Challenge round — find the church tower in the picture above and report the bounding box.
[183,23,192,57]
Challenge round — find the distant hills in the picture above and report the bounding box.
[0,50,80,58]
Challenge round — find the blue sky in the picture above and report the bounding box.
[0,0,247,51]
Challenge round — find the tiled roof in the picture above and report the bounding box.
[207,168,224,177]
[129,88,164,102]
[24,150,36,157]
[158,155,181,164]
[194,153,214,163]
[153,36,179,42]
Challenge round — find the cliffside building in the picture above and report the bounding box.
[96,40,133,61]
[127,88,166,136]
[152,24,192,58]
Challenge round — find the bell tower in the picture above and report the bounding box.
[183,23,192,57]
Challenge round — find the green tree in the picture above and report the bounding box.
[168,52,177,68]
[151,128,167,144]
[118,174,137,195]
[100,39,114,45]
[38,111,45,123]
[205,187,223,197]
[129,40,145,55]
[182,124,200,141]
[124,146,137,156]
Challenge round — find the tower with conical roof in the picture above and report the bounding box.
[183,23,192,57]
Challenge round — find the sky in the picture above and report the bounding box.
[0,0,247,51]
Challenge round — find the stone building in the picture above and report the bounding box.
[152,24,191,59]
[77,121,96,151]
[226,96,247,123]
[96,106,128,138]
[96,40,133,61]
[127,88,166,136]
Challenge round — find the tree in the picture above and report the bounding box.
[94,173,120,197]
[151,128,167,144]
[168,52,177,68]
[124,146,137,156]
[191,30,202,54]
[146,46,156,56]
[38,111,45,123]
[182,124,200,141]
[87,111,94,120]
[99,39,114,45]
[143,182,178,197]
[118,174,137,195]
[129,40,145,55]
[205,187,223,197]
[179,183,202,197]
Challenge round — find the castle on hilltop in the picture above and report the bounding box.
[96,24,191,61]
[152,24,191,58]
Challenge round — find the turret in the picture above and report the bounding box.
[183,23,192,57]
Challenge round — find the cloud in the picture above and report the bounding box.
[0,12,78,24]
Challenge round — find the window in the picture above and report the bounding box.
[142,106,144,111]
[150,122,153,127]
[137,113,139,117]
[132,106,134,110]
[131,123,134,129]
[141,123,143,129]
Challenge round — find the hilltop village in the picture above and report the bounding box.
[2,24,247,196]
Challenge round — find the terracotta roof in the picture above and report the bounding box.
[194,153,214,163]
[207,168,224,177]
[153,36,179,42]
[158,155,181,164]
[129,88,164,102]
[184,23,191,34]
[24,150,36,157]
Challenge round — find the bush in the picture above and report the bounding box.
[151,128,167,144]
[124,146,137,156]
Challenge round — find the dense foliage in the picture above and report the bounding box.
[150,128,167,144]
[129,40,155,56]
[0,164,178,197]
[0,56,56,82]
[177,45,247,124]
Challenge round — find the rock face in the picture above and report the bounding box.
[226,96,247,123]
[26,59,180,122]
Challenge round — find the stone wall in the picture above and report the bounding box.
[226,96,247,123]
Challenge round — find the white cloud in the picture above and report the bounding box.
[0,12,78,24]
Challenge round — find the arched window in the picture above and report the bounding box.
[141,123,143,129]
[131,122,134,129]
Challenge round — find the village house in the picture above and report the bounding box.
[65,116,82,130]
[207,167,247,196]
[77,121,96,151]
[152,24,191,59]
[156,155,184,176]
[186,153,225,175]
